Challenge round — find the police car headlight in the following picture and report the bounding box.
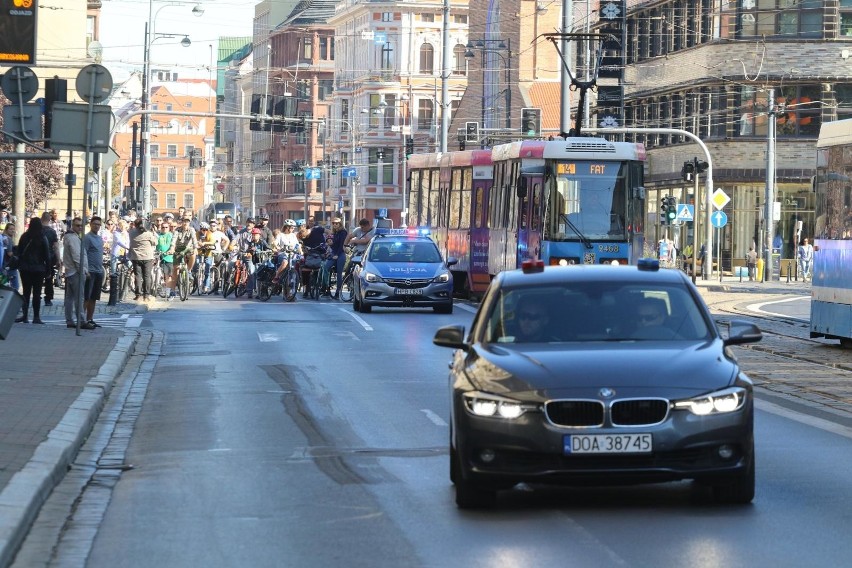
[435,271,450,283]
[673,387,747,416]
[463,392,536,419]
[364,271,381,283]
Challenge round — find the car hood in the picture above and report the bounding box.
[466,341,738,399]
[367,262,444,279]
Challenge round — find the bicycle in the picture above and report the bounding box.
[226,252,250,298]
[193,245,215,295]
[151,254,170,299]
[114,255,134,301]
[254,250,276,302]
[301,245,325,299]
[338,246,359,303]
[174,252,191,302]
[277,247,300,302]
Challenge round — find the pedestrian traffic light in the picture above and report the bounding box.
[521,108,542,137]
[681,160,695,182]
[405,136,414,159]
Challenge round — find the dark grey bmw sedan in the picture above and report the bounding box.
[434,259,762,509]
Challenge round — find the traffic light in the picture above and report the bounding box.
[465,121,479,143]
[43,77,67,148]
[666,196,678,224]
[695,160,709,174]
[521,108,542,137]
[405,136,414,159]
[660,197,669,225]
[681,160,695,182]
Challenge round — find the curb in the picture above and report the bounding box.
[0,331,140,568]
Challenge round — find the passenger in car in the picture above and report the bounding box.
[511,295,558,343]
[632,297,676,339]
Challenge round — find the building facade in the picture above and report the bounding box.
[590,0,852,273]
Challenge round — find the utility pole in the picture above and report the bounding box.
[765,88,777,282]
[440,0,450,152]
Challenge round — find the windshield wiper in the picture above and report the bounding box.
[560,214,593,249]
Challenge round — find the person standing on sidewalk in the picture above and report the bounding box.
[82,217,105,328]
[157,220,176,299]
[62,217,88,328]
[15,217,51,324]
[129,218,158,301]
[798,238,814,282]
[1,221,19,290]
[746,246,758,281]
[40,211,60,307]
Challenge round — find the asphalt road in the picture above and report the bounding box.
[14,296,852,567]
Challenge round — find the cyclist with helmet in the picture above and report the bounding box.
[197,222,217,293]
[256,213,275,248]
[272,219,302,283]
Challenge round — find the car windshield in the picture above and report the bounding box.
[369,241,441,263]
[482,282,712,343]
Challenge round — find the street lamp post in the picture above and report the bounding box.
[140,1,203,218]
[465,38,512,146]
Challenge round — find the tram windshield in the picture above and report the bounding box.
[544,161,629,242]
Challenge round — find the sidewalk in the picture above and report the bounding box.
[0,298,148,567]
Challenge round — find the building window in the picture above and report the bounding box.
[738,0,823,39]
[417,99,434,130]
[381,42,394,70]
[302,36,313,60]
[185,101,192,108]
[149,144,159,158]
[453,44,467,75]
[184,168,194,183]
[184,120,192,130]
[420,13,435,23]
[185,144,196,158]
[184,193,194,210]
[320,36,332,60]
[369,93,383,128]
[453,14,467,25]
[167,167,177,183]
[151,167,159,183]
[419,43,435,74]
[166,193,176,209]
[166,103,173,111]
[368,147,393,184]
[777,85,821,137]
[342,99,350,132]
[842,0,852,37]
[319,80,333,101]
[739,86,769,137]
[836,83,852,120]
[167,144,177,158]
[381,12,393,22]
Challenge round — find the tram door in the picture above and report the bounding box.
[516,175,544,266]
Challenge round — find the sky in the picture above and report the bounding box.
[98,0,255,83]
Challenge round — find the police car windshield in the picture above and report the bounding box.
[369,241,442,263]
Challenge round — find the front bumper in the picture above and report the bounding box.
[359,280,453,308]
[453,395,754,485]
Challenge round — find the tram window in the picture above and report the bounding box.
[428,171,440,226]
[518,180,530,230]
[553,178,580,238]
[449,169,462,229]
[460,169,472,229]
[474,187,484,229]
[531,183,542,231]
[409,171,422,225]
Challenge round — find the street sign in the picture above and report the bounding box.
[304,168,321,180]
[711,210,728,228]
[341,167,357,178]
[675,204,694,222]
[378,208,388,218]
[712,188,730,210]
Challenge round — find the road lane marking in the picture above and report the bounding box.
[747,296,809,321]
[456,303,478,313]
[258,332,281,342]
[340,307,373,331]
[421,409,448,426]
[756,398,852,440]
[125,315,143,328]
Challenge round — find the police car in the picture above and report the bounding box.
[351,228,457,313]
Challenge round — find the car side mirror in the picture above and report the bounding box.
[723,319,762,347]
[447,256,458,267]
[434,325,468,351]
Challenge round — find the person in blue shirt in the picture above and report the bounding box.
[323,218,348,299]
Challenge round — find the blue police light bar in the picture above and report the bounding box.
[376,227,431,237]
[637,258,660,271]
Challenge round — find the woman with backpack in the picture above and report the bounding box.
[15,217,52,324]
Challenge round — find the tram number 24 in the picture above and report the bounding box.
[597,244,620,253]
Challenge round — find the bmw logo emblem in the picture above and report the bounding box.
[599,388,615,399]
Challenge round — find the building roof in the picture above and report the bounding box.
[527,82,564,134]
[280,0,336,27]
[218,37,252,62]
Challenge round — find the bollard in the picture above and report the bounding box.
[107,274,118,306]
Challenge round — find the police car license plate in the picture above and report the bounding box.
[395,288,423,295]
[564,433,652,454]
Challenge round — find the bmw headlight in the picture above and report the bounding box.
[463,392,537,420]
[435,271,450,283]
[673,387,747,416]
[364,271,381,283]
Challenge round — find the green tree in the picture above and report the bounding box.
[0,93,63,213]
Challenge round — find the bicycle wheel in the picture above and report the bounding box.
[283,268,299,302]
[192,264,204,296]
[208,266,220,295]
[234,265,247,297]
[258,278,271,301]
[178,267,190,301]
[340,273,354,302]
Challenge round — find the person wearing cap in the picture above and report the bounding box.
[169,215,199,279]
[197,222,216,293]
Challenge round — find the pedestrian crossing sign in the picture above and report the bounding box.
[676,204,694,222]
